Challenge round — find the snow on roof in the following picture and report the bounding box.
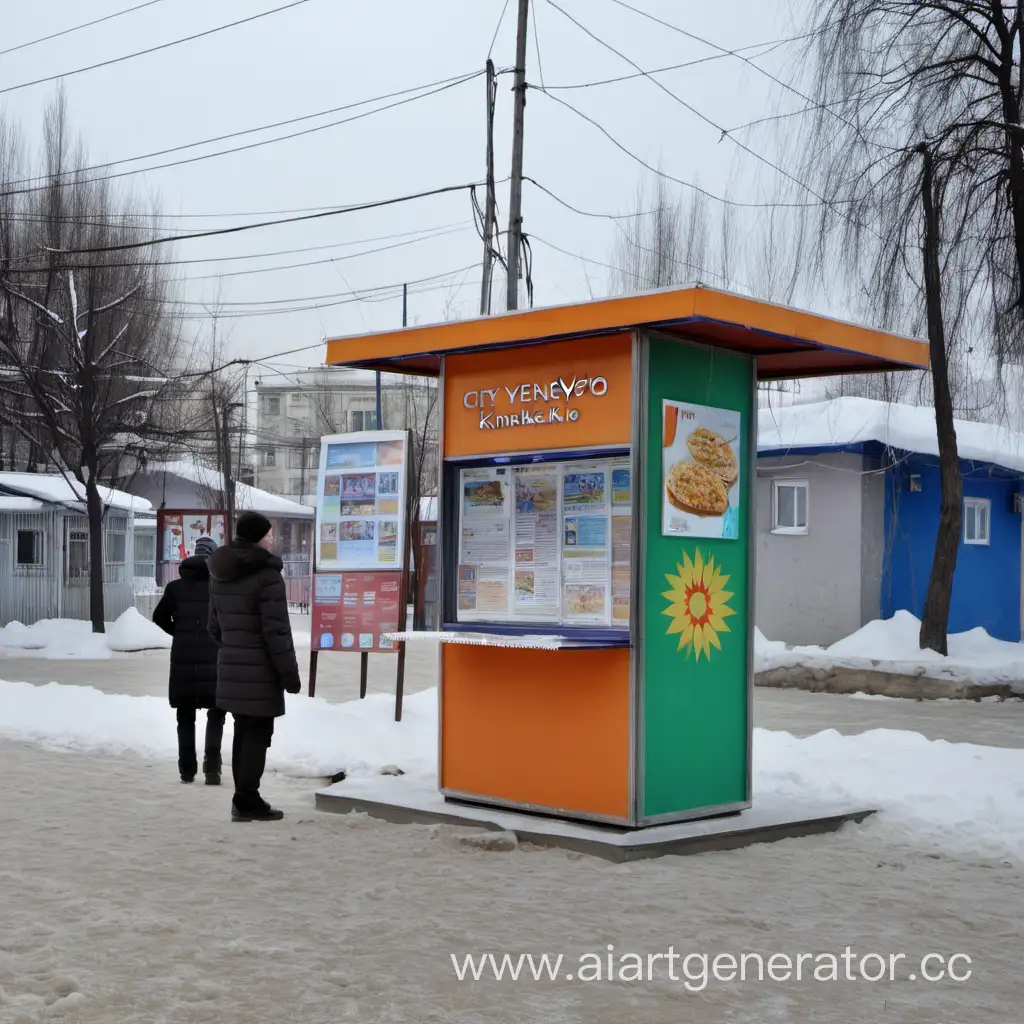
[0,472,152,513]
[144,460,314,518]
[0,496,45,512]
[758,397,1024,474]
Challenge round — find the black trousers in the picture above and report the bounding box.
[231,714,275,809]
[176,705,227,777]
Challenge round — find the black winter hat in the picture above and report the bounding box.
[235,511,272,544]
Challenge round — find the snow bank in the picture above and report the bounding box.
[1,679,1022,861]
[0,610,172,658]
[0,680,436,780]
[756,611,1024,694]
[106,608,173,652]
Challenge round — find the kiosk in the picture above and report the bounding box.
[324,286,928,828]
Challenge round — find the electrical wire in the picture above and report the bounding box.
[525,176,657,219]
[2,70,484,192]
[13,180,485,258]
[0,0,315,97]
[537,33,807,91]
[0,0,168,58]
[488,0,512,60]
[544,0,833,206]
[5,221,472,274]
[0,71,484,198]
[531,89,836,209]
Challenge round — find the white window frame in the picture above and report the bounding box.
[771,479,809,536]
[264,447,276,468]
[963,497,991,546]
[266,395,281,416]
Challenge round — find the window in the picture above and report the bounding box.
[289,477,302,494]
[264,448,276,467]
[16,529,43,567]
[772,479,809,535]
[288,448,305,469]
[289,392,306,406]
[67,530,89,579]
[350,409,377,431]
[106,530,127,565]
[265,395,280,416]
[964,497,990,545]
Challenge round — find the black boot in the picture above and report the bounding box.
[179,758,197,784]
[203,757,222,786]
[231,796,284,822]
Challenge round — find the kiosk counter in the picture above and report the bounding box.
[325,286,929,828]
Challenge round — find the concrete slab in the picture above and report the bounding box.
[315,777,876,863]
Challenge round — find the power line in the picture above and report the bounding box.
[3,70,484,192]
[488,0,512,60]
[602,0,878,147]
[6,221,471,274]
[544,0,832,206]
[525,177,655,219]
[167,226,472,284]
[531,89,833,209]
[1,71,484,198]
[13,181,485,258]
[538,33,810,91]
[0,0,315,97]
[0,0,168,58]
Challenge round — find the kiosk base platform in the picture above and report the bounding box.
[315,778,875,863]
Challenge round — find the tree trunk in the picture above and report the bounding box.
[84,472,106,633]
[917,144,962,656]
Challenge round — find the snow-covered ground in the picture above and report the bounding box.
[756,611,1024,694]
[2,647,1022,1022]
[2,678,1022,864]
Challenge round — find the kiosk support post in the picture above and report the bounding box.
[308,649,318,699]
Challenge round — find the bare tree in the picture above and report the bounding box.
[789,0,1024,652]
[0,93,182,631]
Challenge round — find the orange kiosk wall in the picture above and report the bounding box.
[440,333,634,820]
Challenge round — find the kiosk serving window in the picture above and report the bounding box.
[453,454,631,630]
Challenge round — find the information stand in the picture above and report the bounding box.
[307,430,412,720]
[326,286,929,826]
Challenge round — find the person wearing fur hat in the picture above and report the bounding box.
[153,535,226,785]
[208,511,301,822]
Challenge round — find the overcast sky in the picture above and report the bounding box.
[4,0,806,373]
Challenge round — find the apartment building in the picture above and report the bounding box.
[253,366,436,503]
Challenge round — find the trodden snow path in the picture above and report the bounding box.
[2,679,1024,863]
[1,741,1021,1024]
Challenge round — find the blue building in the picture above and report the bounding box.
[756,397,1023,646]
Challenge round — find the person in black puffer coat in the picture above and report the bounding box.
[153,536,226,785]
[208,511,301,822]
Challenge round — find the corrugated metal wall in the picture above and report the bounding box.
[0,509,137,627]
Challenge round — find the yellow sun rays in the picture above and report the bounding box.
[661,548,735,661]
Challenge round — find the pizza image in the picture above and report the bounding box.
[666,461,729,517]
[686,427,739,487]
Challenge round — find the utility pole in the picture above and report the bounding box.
[479,59,498,316]
[505,0,530,312]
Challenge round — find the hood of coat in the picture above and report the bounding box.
[209,540,283,583]
[177,554,211,582]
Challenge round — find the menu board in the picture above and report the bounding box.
[315,430,409,571]
[311,571,402,653]
[662,400,741,540]
[456,456,631,628]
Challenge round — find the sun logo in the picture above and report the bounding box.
[662,548,735,660]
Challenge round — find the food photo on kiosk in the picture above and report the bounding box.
[315,284,930,848]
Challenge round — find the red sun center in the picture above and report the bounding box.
[684,581,712,627]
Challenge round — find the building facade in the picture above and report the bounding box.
[253,366,437,505]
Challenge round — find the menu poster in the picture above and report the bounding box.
[455,457,631,628]
[316,430,409,571]
[512,467,561,620]
[311,571,401,653]
[163,513,226,562]
[662,400,742,540]
[457,468,511,620]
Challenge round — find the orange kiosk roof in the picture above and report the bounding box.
[324,285,929,379]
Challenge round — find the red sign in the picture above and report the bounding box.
[311,571,402,654]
